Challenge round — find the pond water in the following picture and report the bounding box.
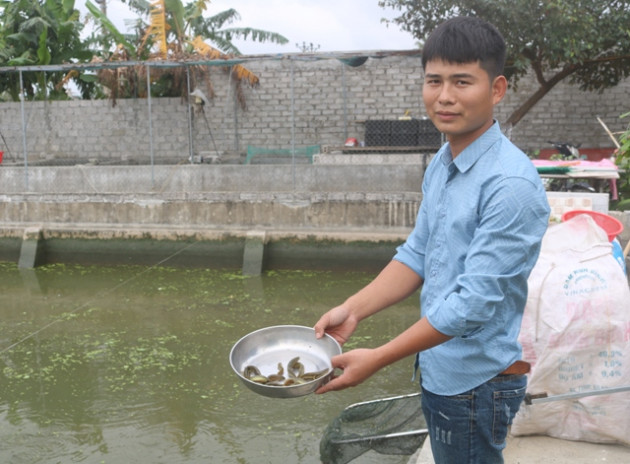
[0,261,421,464]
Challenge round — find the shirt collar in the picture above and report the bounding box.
[439,121,502,173]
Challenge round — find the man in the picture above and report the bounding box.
[314,16,551,464]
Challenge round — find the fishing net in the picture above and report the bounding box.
[320,392,428,464]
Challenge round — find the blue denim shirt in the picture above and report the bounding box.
[394,122,550,396]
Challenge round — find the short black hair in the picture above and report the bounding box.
[421,16,506,80]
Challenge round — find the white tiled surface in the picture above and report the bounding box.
[545,192,610,222]
[547,195,593,222]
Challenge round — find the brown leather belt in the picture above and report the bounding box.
[499,360,531,376]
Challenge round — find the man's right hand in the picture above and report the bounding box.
[313,304,358,346]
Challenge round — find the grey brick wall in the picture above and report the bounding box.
[0,54,626,164]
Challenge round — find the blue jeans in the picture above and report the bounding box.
[421,374,527,464]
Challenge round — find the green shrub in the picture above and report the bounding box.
[612,112,630,211]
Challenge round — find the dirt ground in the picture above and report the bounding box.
[413,433,630,464]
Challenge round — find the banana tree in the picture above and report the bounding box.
[85,0,137,58]
[180,1,289,55]
[88,0,288,106]
[84,0,148,102]
[0,0,92,100]
[122,0,288,56]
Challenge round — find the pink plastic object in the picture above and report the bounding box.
[561,209,623,242]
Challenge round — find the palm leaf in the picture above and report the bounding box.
[164,0,186,40]
[221,27,288,46]
[207,35,240,55]
[61,0,75,14]
[183,0,210,27]
[206,9,241,30]
[141,0,169,58]
[56,69,79,90]
[7,52,36,67]
[231,66,259,87]
[194,0,210,13]
[37,27,51,64]
[19,17,51,37]
[85,0,135,57]
[127,0,151,11]
[7,32,38,46]
[191,36,259,86]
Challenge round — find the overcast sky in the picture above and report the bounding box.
[76,0,418,54]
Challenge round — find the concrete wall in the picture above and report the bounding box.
[0,164,423,233]
[0,191,421,230]
[0,164,627,241]
[0,163,424,194]
[0,163,422,271]
[0,53,627,165]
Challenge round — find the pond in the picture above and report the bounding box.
[0,261,422,464]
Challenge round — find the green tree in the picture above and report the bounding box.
[614,112,630,209]
[84,0,140,59]
[0,0,93,100]
[379,0,630,128]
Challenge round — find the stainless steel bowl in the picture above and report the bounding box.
[229,325,342,398]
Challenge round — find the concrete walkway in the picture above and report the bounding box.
[413,433,630,463]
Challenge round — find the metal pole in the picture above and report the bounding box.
[528,385,630,404]
[186,65,194,164]
[290,59,296,191]
[19,70,29,190]
[234,85,238,153]
[146,64,155,187]
[342,63,348,140]
[228,66,239,153]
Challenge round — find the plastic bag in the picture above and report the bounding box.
[511,214,630,445]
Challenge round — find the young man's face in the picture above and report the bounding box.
[422,59,506,156]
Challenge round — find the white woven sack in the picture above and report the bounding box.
[511,214,630,445]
